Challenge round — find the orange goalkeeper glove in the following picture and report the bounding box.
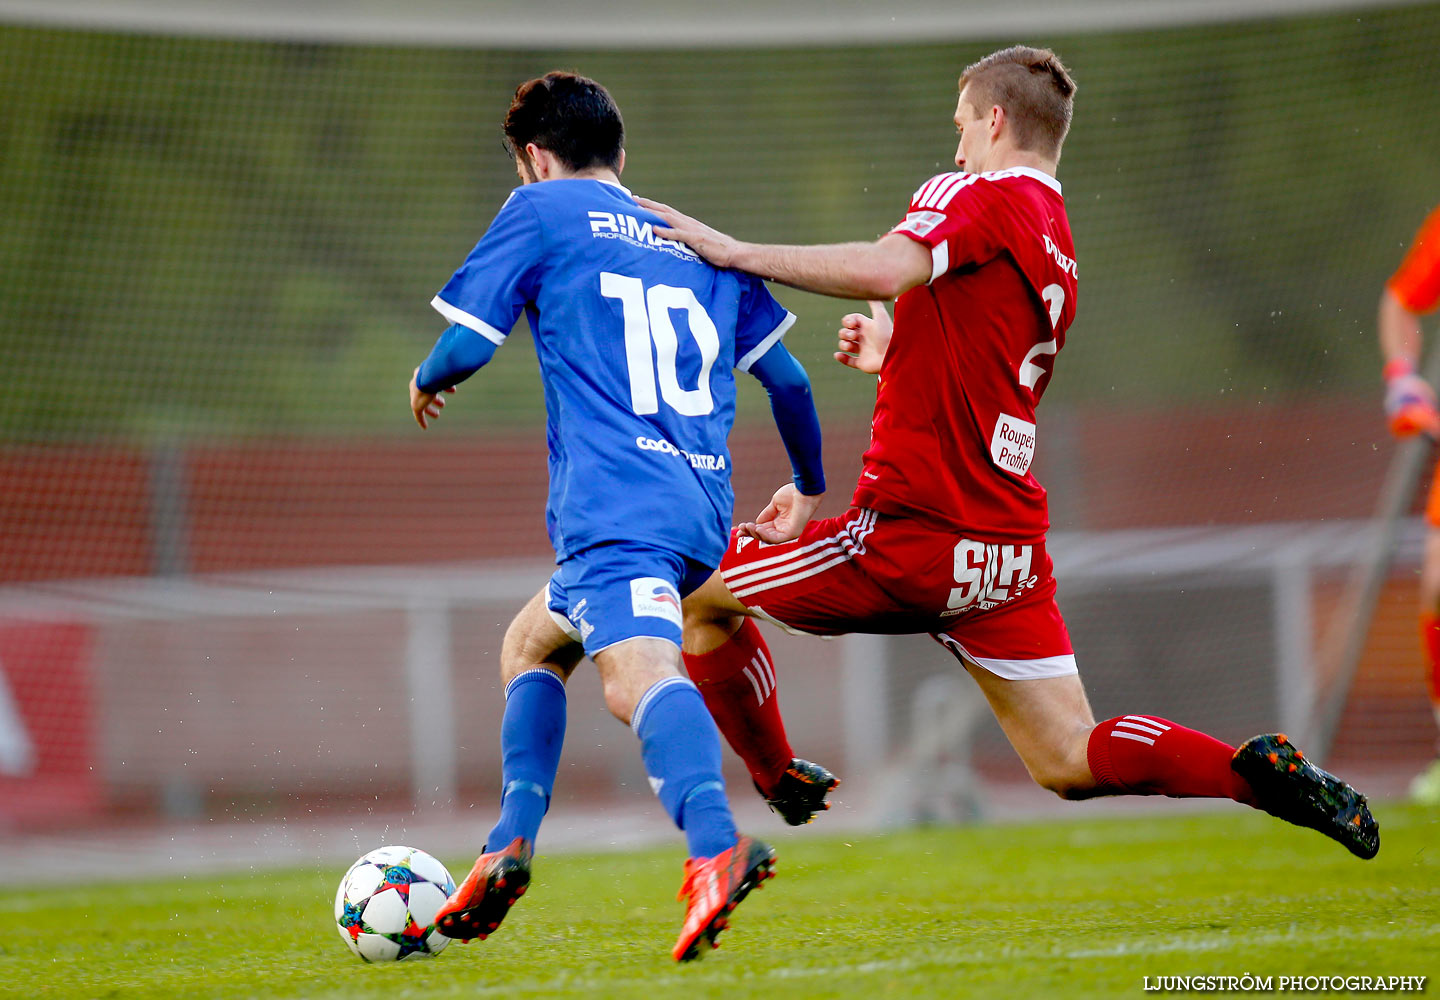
[1383,358,1440,438]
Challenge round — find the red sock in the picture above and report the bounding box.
[683,618,794,794]
[1086,715,1257,805]
[1421,614,1440,706]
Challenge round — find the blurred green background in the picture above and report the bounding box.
[2,5,1437,443]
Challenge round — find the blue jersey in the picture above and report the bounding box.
[433,178,796,567]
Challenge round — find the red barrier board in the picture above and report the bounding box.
[0,621,102,830]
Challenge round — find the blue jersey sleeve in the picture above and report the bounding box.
[415,323,499,393]
[733,275,796,372]
[431,191,544,345]
[748,343,826,497]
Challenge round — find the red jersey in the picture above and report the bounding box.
[851,167,1077,543]
[1388,205,1440,314]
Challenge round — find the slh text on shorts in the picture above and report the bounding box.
[948,541,1036,613]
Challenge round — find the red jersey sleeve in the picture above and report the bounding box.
[889,172,1003,284]
[1388,205,1440,315]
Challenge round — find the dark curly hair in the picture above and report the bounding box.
[503,71,624,174]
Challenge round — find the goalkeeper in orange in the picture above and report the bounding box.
[1379,203,1440,803]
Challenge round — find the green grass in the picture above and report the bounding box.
[5,804,1437,999]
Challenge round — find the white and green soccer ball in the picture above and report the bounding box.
[334,845,457,962]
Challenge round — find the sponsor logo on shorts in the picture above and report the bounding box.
[568,598,595,641]
[733,535,773,554]
[989,413,1036,477]
[630,577,683,626]
[945,541,1038,616]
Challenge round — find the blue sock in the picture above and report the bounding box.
[485,668,566,853]
[632,676,738,859]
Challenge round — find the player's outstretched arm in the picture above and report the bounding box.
[638,197,931,301]
[834,301,893,374]
[409,323,498,429]
[745,343,825,543]
[1379,289,1440,439]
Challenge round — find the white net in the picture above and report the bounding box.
[2,2,1438,839]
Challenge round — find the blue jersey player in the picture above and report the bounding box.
[408,73,827,962]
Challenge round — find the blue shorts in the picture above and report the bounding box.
[545,541,715,655]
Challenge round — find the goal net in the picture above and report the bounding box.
[2,0,1438,839]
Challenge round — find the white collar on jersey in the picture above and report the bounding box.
[540,176,633,197]
[596,177,633,197]
[981,165,1062,196]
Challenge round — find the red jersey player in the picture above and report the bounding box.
[645,45,1379,859]
[1378,203,1440,803]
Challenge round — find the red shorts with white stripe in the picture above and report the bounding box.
[719,507,1077,680]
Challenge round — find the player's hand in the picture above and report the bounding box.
[410,367,455,430]
[834,301,892,374]
[738,483,824,544]
[1383,361,1440,439]
[634,197,740,269]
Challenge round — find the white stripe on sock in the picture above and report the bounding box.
[1111,731,1155,746]
[630,675,694,734]
[1116,720,1166,737]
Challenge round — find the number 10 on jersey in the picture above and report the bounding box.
[601,272,720,417]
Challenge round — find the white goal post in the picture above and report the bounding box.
[0,0,1433,47]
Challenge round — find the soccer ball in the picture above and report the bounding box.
[334,845,457,961]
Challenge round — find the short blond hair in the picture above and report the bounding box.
[958,46,1076,159]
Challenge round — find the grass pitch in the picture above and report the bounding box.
[5,803,1436,999]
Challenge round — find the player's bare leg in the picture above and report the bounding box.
[499,587,586,687]
[592,636,775,962]
[682,569,749,655]
[435,590,581,943]
[682,571,839,825]
[961,663,1378,858]
[592,636,689,723]
[1411,529,1440,803]
[956,667,1099,799]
